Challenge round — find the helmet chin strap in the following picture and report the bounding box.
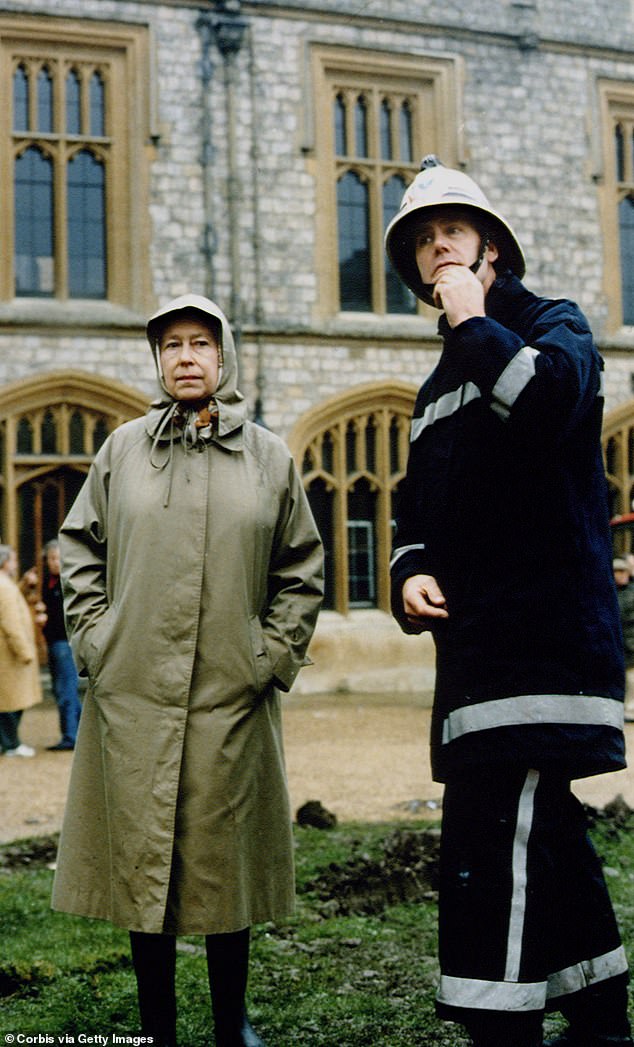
[469,233,490,275]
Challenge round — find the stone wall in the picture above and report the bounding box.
[3,0,632,694]
[2,0,633,437]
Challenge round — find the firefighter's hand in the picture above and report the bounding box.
[433,264,486,328]
[402,574,448,632]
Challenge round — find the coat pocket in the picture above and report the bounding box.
[82,607,116,683]
[248,615,274,695]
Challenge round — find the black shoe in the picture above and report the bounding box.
[471,1037,541,1047]
[46,741,75,751]
[239,1014,266,1047]
[215,1013,266,1047]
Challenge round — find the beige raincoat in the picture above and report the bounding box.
[0,571,42,712]
[51,298,323,934]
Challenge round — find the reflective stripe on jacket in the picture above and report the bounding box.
[391,272,625,783]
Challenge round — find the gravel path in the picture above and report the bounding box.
[2,695,634,843]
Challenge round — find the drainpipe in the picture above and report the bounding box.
[196,11,218,300]
[247,26,267,426]
[197,2,248,361]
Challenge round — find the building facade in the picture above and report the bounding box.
[2,0,634,690]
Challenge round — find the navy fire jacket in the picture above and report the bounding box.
[391,272,626,783]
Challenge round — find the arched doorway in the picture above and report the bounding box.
[603,399,634,522]
[288,381,417,615]
[0,371,149,574]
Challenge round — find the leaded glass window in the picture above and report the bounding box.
[613,116,634,327]
[3,21,146,308]
[298,393,413,613]
[14,147,54,296]
[619,197,634,326]
[337,171,371,311]
[67,150,106,298]
[330,75,427,314]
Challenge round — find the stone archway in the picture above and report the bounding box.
[288,380,417,615]
[0,370,148,572]
[603,398,634,519]
[288,380,436,695]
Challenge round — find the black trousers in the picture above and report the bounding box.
[436,767,629,1035]
[0,711,22,750]
[129,927,253,1046]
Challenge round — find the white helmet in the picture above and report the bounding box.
[384,156,525,305]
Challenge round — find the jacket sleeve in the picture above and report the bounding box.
[0,583,34,663]
[59,439,111,676]
[447,299,602,445]
[390,467,433,634]
[261,456,324,692]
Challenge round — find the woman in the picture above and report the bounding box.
[52,294,324,1046]
[0,545,41,757]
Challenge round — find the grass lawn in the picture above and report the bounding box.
[1,812,633,1046]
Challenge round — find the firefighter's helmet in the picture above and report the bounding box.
[384,156,525,305]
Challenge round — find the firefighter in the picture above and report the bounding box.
[386,156,632,1047]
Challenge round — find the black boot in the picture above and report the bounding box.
[206,928,267,1047]
[471,1035,542,1047]
[471,1038,541,1047]
[467,1011,543,1046]
[129,931,178,1047]
[546,974,634,1047]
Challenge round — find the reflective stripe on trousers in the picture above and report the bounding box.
[436,767,628,1019]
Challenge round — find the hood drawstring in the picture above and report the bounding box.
[149,401,219,508]
[149,403,178,508]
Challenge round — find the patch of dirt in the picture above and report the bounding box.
[304,826,441,916]
[582,794,634,833]
[0,834,58,871]
[301,800,634,918]
[0,959,56,998]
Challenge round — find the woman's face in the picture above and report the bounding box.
[159,319,220,402]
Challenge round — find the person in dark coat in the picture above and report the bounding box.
[385,156,631,1047]
[42,539,81,750]
[614,557,634,723]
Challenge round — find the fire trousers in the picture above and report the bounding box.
[435,766,629,1032]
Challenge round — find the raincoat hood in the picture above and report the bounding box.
[145,294,248,444]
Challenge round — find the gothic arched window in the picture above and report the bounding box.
[290,384,415,613]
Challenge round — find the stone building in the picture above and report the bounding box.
[1,0,634,691]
